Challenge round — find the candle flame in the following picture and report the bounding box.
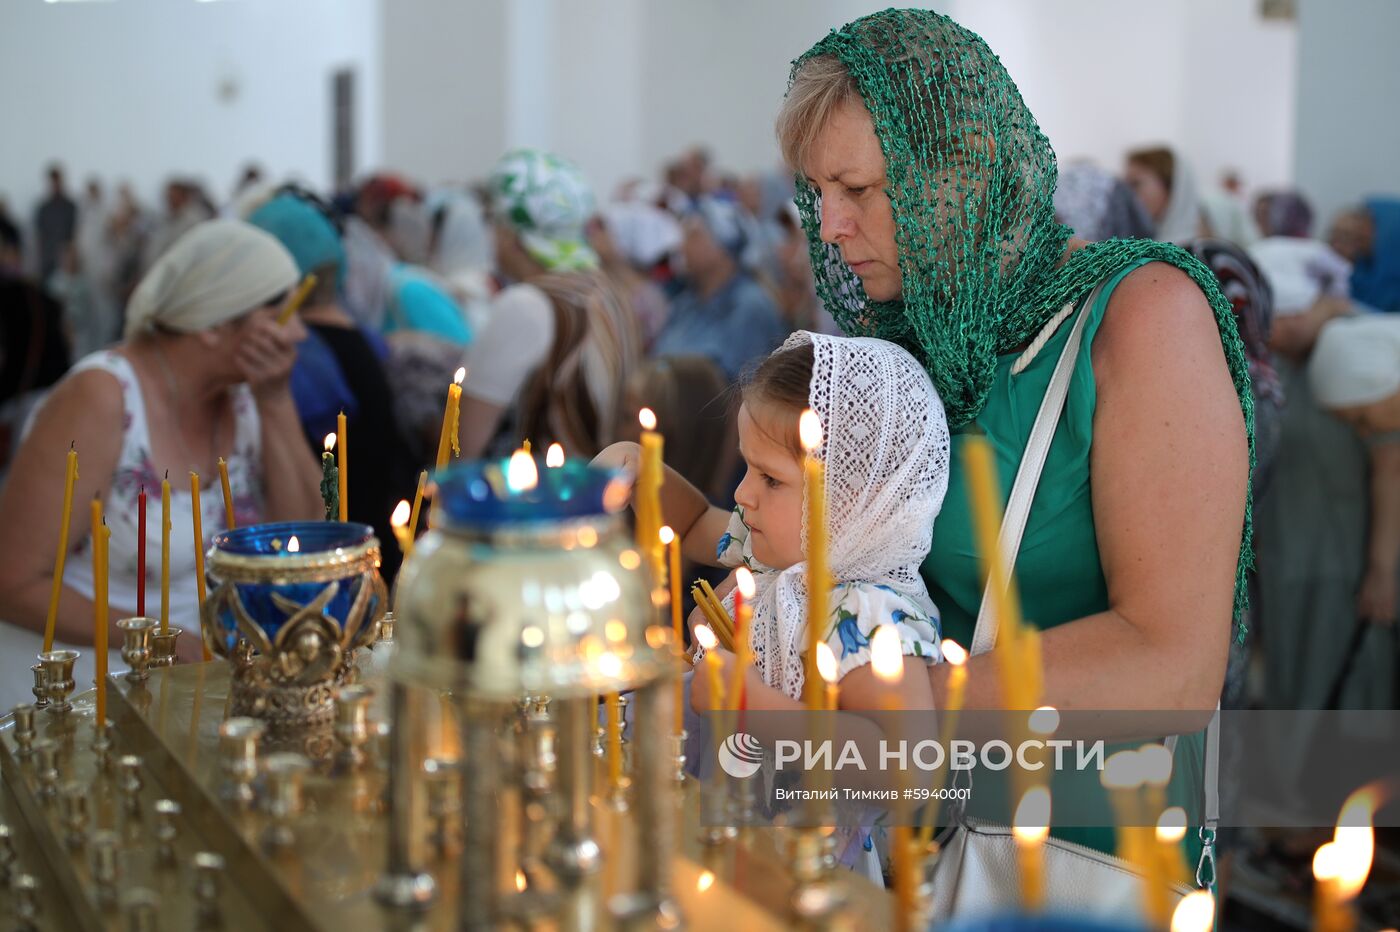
[1027,705,1060,737]
[1332,787,1378,899]
[507,448,538,492]
[390,500,411,528]
[815,641,839,684]
[453,367,466,386]
[287,536,300,553]
[1170,890,1216,932]
[869,624,903,683]
[515,869,527,892]
[638,407,657,431]
[1011,785,1051,841]
[694,624,718,651]
[1313,842,1340,882]
[735,567,756,600]
[323,433,336,452]
[942,639,968,666]
[696,869,715,892]
[1138,743,1174,788]
[799,408,823,452]
[546,442,565,467]
[1101,749,1144,790]
[658,525,675,546]
[1156,806,1188,844]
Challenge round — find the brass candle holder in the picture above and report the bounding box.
[218,717,264,809]
[30,663,48,709]
[11,704,36,758]
[333,684,374,771]
[60,782,89,850]
[38,650,78,713]
[32,740,60,805]
[153,799,181,867]
[149,627,183,668]
[116,616,157,682]
[261,752,310,852]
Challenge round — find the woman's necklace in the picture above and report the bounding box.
[151,340,219,475]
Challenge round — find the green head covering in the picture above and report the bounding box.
[490,148,599,273]
[791,9,1255,638]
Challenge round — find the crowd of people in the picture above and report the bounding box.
[0,9,1397,914]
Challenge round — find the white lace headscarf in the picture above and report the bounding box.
[726,331,951,700]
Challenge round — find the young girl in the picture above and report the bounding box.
[597,328,949,736]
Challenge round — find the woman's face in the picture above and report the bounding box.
[733,402,806,570]
[1124,161,1169,222]
[802,97,902,302]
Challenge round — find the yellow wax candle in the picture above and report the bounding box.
[871,627,914,930]
[217,456,235,529]
[661,527,684,734]
[160,473,171,634]
[1139,744,1174,928]
[1012,786,1050,912]
[729,569,756,716]
[1313,844,1346,932]
[44,443,79,653]
[190,472,211,660]
[637,408,665,585]
[435,368,466,471]
[276,272,319,325]
[336,411,348,522]
[406,470,427,557]
[605,692,624,789]
[91,497,108,723]
[799,410,828,711]
[695,625,725,710]
[919,638,970,850]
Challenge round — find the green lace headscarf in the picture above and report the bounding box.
[790,9,1255,637]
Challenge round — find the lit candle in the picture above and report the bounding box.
[814,640,839,822]
[160,472,171,634]
[871,625,914,929]
[435,367,466,472]
[919,638,969,848]
[336,410,348,522]
[190,472,211,661]
[1102,749,1154,923]
[406,470,427,557]
[730,568,756,728]
[1012,786,1051,911]
[90,496,109,723]
[276,272,319,324]
[605,692,624,790]
[390,500,412,556]
[637,408,665,585]
[546,443,565,468]
[217,456,235,529]
[661,526,684,734]
[694,624,725,710]
[136,484,146,618]
[1170,890,1216,932]
[815,641,839,712]
[1313,788,1378,932]
[1139,743,1175,928]
[799,410,828,711]
[320,433,339,521]
[43,442,79,653]
[1313,843,1345,932]
[1156,807,1190,886]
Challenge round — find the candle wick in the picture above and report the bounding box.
[164,469,169,480]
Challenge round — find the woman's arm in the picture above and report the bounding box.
[0,370,123,644]
[1357,441,1400,624]
[237,314,321,521]
[591,441,732,566]
[930,264,1248,737]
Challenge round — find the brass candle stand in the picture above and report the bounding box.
[116,616,156,682]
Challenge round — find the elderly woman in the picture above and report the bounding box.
[776,10,1252,858]
[0,220,323,690]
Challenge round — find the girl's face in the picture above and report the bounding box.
[734,402,807,570]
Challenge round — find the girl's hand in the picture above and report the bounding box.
[590,441,641,481]
[690,646,739,712]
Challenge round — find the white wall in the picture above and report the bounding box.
[1294,0,1400,226]
[0,0,381,216]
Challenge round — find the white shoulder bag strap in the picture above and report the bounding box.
[965,280,1220,885]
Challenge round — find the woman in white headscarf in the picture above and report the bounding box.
[0,220,323,693]
[1124,146,1205,245]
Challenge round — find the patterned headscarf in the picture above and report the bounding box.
[489,148,599,272]
[790,9,1256,635]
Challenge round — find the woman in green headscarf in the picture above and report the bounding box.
[778,10,1252,857]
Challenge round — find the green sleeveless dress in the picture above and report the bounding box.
[920,258,1207,861]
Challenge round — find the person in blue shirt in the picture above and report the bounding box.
[650,197,789,381]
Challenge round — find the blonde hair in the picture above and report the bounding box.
[776,54,860,173]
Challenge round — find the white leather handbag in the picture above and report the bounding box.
[927,280,1218,919]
